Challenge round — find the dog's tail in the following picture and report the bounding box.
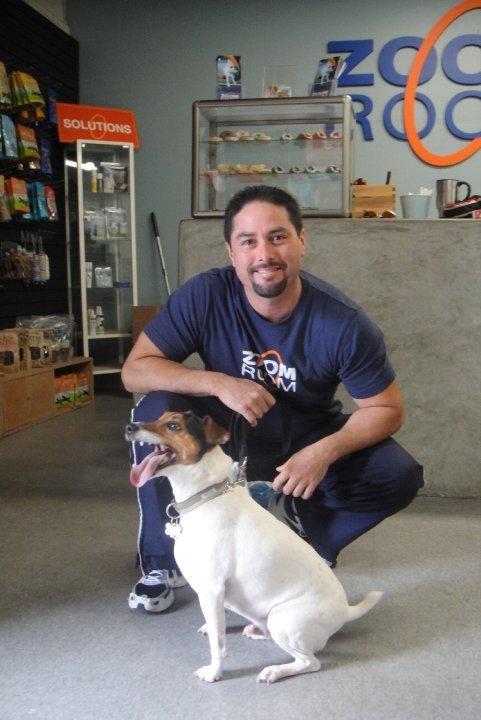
[346,591,384,622]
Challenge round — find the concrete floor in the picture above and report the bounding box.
[1,394,480,720]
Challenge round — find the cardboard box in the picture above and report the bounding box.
[351,184,396,217]
[132,305,161,344]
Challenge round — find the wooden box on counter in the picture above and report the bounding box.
[351,184,396,217]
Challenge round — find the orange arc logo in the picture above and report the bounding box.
[257,350,283,386]
[404,0,481,167]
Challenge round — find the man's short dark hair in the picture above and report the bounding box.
[223,185,304,244]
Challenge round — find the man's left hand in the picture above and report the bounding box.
[273,444,333,500]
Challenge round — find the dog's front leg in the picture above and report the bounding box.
[194,587,226,682]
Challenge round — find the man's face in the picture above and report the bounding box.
[226,201,306,300]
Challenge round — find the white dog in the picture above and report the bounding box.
[126,410,383,684]
[218,55,239,87]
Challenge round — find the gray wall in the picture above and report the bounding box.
[66,0,481,304]
[179,218,481,498]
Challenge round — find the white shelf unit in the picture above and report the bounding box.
[65,140,138,375]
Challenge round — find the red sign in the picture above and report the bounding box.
[56,102,140,148]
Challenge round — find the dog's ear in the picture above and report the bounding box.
[202,416,230,446]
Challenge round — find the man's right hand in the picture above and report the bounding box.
[217,376,276,426]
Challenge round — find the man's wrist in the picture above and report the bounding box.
[315,434,343,465]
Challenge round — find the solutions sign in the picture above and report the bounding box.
[329,0,481,166]
[57,103,140,148]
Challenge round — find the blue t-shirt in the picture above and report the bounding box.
[145,266,395,443]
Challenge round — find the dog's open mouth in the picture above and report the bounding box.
[130,444,176,487]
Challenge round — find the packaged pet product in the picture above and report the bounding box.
[47,88,57,125]
[0,175,12,221]
[9,71,45,107]
[0,62,11,107]
[74,371,91,406]
[105,207,123,238]
[1,115,19,158]
[0,331,20,373]
[16,124,40,166]
[5,177,30,214]
[33,182,49,220]
[40,138,52,174]
[54,374,76,412]
[5,328,32,370]
[44,186,58,220]
[22,328,47,367]
[16,315,75,362]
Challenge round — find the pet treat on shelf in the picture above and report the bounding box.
[0,62,11,107]
[0,115,19,158]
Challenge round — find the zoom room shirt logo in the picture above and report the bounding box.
[241,350,297,393]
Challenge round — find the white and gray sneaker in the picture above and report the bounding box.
[128,569,187,612]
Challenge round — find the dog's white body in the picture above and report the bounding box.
[160,445,382,683]
[218,57,238,87]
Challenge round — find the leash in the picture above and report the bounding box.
[229,359,293,466]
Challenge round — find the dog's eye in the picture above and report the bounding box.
[167,421,181,431]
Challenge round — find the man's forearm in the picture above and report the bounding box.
[316,405,404,465]
[121,356,222,396]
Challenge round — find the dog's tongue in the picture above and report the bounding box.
[130,449,164,488]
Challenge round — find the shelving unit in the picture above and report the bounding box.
[0,2,79,329]
[64,140,138,376]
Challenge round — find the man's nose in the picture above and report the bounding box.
[254,238,276,262]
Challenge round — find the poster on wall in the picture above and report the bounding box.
[310,56,344,96]
[216,55,242,99]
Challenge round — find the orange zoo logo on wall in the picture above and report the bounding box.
[404,0,481,166]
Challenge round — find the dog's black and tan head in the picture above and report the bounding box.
[125,411,230,487]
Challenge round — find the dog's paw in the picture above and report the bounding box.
[194,665,222,683]
[257,665,282,684]
[243,623,269,640]
[197,623,208,635]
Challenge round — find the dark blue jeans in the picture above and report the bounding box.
[129,391,424,571]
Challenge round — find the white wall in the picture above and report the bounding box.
[66,0,481,304]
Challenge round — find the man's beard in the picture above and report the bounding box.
[250,276,288,298]
[248,262,288,298]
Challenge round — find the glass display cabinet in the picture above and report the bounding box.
[65,140,137,375]
[192,95,355,218]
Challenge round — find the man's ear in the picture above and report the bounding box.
[203,415,230,446]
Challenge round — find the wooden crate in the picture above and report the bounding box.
[0,357,93,436]
[351,184,396,217]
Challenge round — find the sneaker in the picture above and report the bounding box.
[128,570,174,613]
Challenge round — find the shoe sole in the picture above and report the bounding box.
[128,588,174,613]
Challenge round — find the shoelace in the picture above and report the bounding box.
[140,570,169,586]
